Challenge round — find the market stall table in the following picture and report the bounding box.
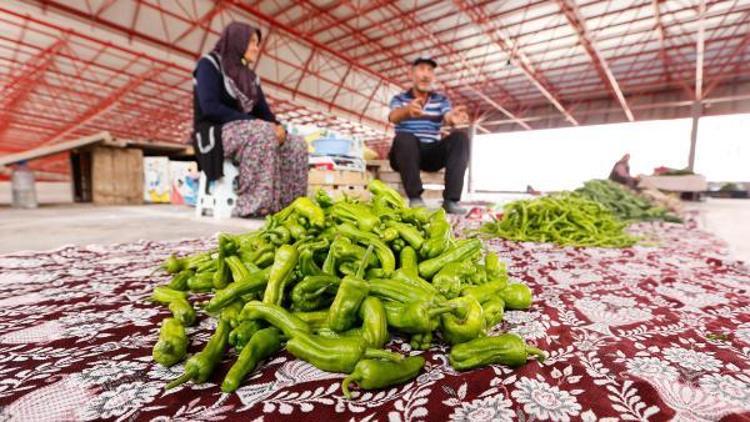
[1,216,749,421]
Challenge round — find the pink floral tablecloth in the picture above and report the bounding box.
[1,217,750,421]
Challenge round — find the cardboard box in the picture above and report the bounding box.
[308,169,370,186]
[169,161,199,206]
[308,184,370,201]
[143,156,171,203]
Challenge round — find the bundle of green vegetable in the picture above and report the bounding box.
[150,180,544,397]
[575,179,682,223]
[479,192,638,248]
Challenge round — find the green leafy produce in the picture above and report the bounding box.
[576,179,682,223]
[479,192,638,248]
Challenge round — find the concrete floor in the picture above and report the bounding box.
[0,204,263,254]
[0,199,748,262]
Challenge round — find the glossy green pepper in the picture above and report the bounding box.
[166,319,231,389]
[500,283,533,310]
[409,332,433,350]
[341,355,424,398]
[449,333,545,371]
[368,278,437,304]
[383,300,455,334]
[290,275,341,311]
[152,286,196,326]
[331,237,379,267]
[358,296,389,348]
[152,317,188,367]
[292,310,330,331]
[204,267,270,313]
[327,246,372,332]
[420,209,451,258]
[298,249,325,277]
[418,238,482,279]
[331,202,379,233]
[399,247,419,278]
[400,206,431,225]
[240,301,310,337]
[462,279,508,303]
[337,223,396,276]
[286,331,403,373]
[278,197,326,228]
[385,221,425,250]
[160,255,184,274]
[441,295,486,344]
[222,327,283,393]
[379,227,400,243]
[167,269,194,291]
[485,252,507,281]
[262,245,299,306]
[283,219,307,241]
[432,261,474,299]
[213,235,235,289]
[266,225,292,245]
[187,271,215,293]
[314,189,334,208]
[369,179,406,209]
[229,319,265,351]
[481,297,505,327]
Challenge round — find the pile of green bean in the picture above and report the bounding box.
[479,192,638,248]
[575,179,682,223]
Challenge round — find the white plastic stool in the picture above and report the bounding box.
[195,160,239,219]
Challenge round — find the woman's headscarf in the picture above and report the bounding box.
[212,22,262,108]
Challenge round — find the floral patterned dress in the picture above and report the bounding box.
[220,80,307,217]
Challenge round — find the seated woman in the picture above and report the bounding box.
[192,22,307,217]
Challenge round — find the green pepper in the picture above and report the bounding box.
[369,278,437,304]
[399,247,419,278]
[462,279,508,303]
[246,243,275,267]
[262,245,299,306]
[222,327,283,393]
[341,356,424,399]
[166,319,231,389]
[285,331,403,373]
[366,268,387,279]
[337,223,396,276]
[331,237,379,267]
[331,202,379,232]
[187,272,215,293]
[314,189,334,208]
[266,225,292,245]
[400,207,431,225]
[290,275,341,311]
[418,238,482,279]
[226,255,251,283]
[327,246,372,332]
[283,219,308,241]
[280,197,325,228]
[484,252,506,281]
[160,255,184,274]
[298,249,325,277]
[204,267,270,313]
[358,296,389,348]
[292,310,331,331]
[167,269,194,291]
[369,179,406,209]
[385,221,425,250]
[441,295,485,344]
[420,209,451,258]
[432,261,473,299]
[379,227,400,243]
[213,235,236,289]
[383,300,455,334]
[449,333,545,371]
[481,297,505,327]
[322,236,343,275]
[152,317,188,367]
[500,283,533,310]
[194,259,217,274]
[255,251,275,268]
[240,301,310,337]
[391,238,405,252]
[219,299,246,328]
[392,269,438,295]
[152,286,196,326]
[338,261,357,276]
[229,320,265,351]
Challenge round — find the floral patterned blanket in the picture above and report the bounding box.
[1,217,749,421]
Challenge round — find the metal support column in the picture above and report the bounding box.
[688,101,701,171]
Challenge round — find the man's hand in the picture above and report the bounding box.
[446,105,469,126]
[406,98,425,118]
[274,124,287,145]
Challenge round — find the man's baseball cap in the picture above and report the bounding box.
[412,56,438,68]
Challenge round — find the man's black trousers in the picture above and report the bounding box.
[388,130,469,201]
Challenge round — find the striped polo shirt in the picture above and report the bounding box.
[389,90,452,143]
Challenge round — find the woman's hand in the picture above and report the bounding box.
[274,124,287,145]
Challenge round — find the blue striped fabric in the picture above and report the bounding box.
[389,90,451,143]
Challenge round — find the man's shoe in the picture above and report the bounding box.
[442,200,467,215]
[409,197,426,208]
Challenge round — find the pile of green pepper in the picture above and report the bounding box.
[150,180,543,397]
[479,192,639,248]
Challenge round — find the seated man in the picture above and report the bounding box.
[387,56,470,214]
[609,153,639,189]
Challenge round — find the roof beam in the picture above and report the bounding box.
[452,0,579,126]
[38,66,162,147]
[695,0,707,100]
[556,0,634,121]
